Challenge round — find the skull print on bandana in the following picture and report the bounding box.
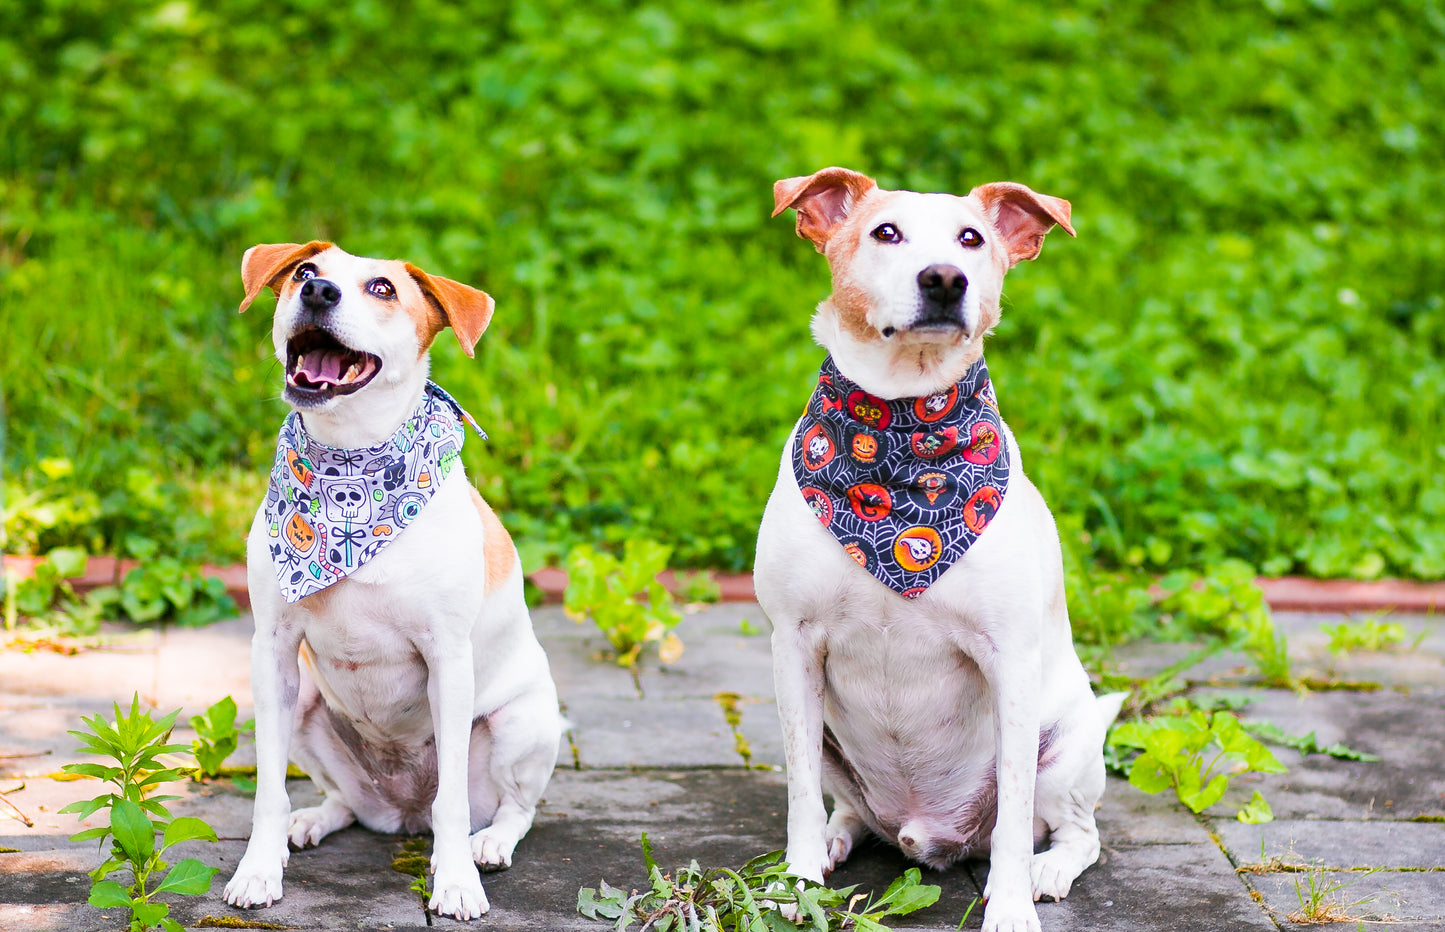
[792,355,1010,598]
[263,381,486,603]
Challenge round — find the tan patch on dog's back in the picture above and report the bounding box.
[469,486,517,595]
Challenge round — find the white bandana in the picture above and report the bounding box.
[262,381,485,603]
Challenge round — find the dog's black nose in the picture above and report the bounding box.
[918,264,967,305]
[299,278,342,312]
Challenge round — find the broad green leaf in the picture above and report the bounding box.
[1127,752,1172,794]
[162,816,217,849]
[153,857,219,895]
[87,879,131,909]
[130,900,169,926]
[1180,773,1229,813]
[109,799,154,862]
[1236,791,1274,824]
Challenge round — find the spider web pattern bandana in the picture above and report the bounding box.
[263,381,486,603]
[792,355,1011,599]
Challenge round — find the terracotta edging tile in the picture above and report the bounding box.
[4,556,1440,614]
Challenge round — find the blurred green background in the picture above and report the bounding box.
[2,0,1442,580]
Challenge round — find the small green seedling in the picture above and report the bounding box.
[1321,619,1407,656]
[1110,708,1285,817]
[391,836,434,918]
[578,834,940,931]
[59,694,220,932]
[1288,866,1382,924]
[674,570,722,604]
[189,695,255,780]
[565,539,683,668]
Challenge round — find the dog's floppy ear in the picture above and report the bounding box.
[772,167,878,251]
[239,241,333,312]
[405,264,496,358]
[969,183,1075,267]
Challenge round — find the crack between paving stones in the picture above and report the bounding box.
[1202,813,1287,931]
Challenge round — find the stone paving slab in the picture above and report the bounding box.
[1195,686,1445,821]
[1218,819,1445,870]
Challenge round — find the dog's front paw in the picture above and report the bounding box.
[981,896,1041,932]
[429,862,489,921]
[783,842,828,886]
[1030,848,1081,902]
[224,856,285,909]
[470,826,516,872]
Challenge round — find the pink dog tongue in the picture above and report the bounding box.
[296,350,348,386]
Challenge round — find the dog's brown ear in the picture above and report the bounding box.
[405,264,495,358]
[239,241,333,312]
[969,183,1075,267]
[772,167,878,251]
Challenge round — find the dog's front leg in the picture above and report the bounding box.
[225,618,303,908]
[424,643,489,920]
[772,618,830,884]
[980,644,1043,932]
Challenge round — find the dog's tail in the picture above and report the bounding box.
[1095,691,1128,731]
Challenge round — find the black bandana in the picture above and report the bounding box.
[792,355,1010,598]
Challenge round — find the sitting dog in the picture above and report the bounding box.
[755,168,1125,932]
[223,242,561,920]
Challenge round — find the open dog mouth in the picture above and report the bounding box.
[285,328,381,403]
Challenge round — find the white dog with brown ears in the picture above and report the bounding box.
[756,168,1125,932]
[223,242,561,921]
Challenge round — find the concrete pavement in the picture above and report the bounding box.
[1,605,1441,930]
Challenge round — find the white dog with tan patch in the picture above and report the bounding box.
[756,169,1125,932]
[223,242,560,921]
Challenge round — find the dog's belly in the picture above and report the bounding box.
[822,623,1001,847]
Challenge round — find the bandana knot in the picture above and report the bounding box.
[792,355,1011,598]
[263,381,485,603]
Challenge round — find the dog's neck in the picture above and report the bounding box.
[294,362,432,449]
[811,300,985,400]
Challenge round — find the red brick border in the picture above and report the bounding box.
[4,556,1441,614]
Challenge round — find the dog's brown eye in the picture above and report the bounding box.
[367,278,396,299]
[959,228,984,248]
[293,262,318,282]
[871,223,902,244]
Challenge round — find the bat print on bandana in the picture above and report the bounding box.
[792,355,1010,598]
[264,381,485,603]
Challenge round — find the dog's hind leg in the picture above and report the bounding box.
[468,684,561,872]
[288,796,355,849]
[1029,692,1125,902]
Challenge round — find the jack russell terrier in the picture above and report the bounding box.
[755,168,1125,932]
[223,242,561,920]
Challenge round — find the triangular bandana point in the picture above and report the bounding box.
[793,355,1010,597]
[263,381,486,603]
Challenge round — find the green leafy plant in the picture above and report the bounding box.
[189,696,255,780]
[565,539,683,668]
[1321,619,1408,656]
[577,834,941,931]
[58,695,220,931]
[1240,720,1380,763]
[1156,561,1291,686]
[1110,708,1286,817]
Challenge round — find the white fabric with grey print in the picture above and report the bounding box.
[262,381,485,602]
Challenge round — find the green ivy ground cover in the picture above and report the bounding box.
[2,0,1442,578]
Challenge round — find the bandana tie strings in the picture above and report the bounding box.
[791,355,1011,599]
[263,380,486,603]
